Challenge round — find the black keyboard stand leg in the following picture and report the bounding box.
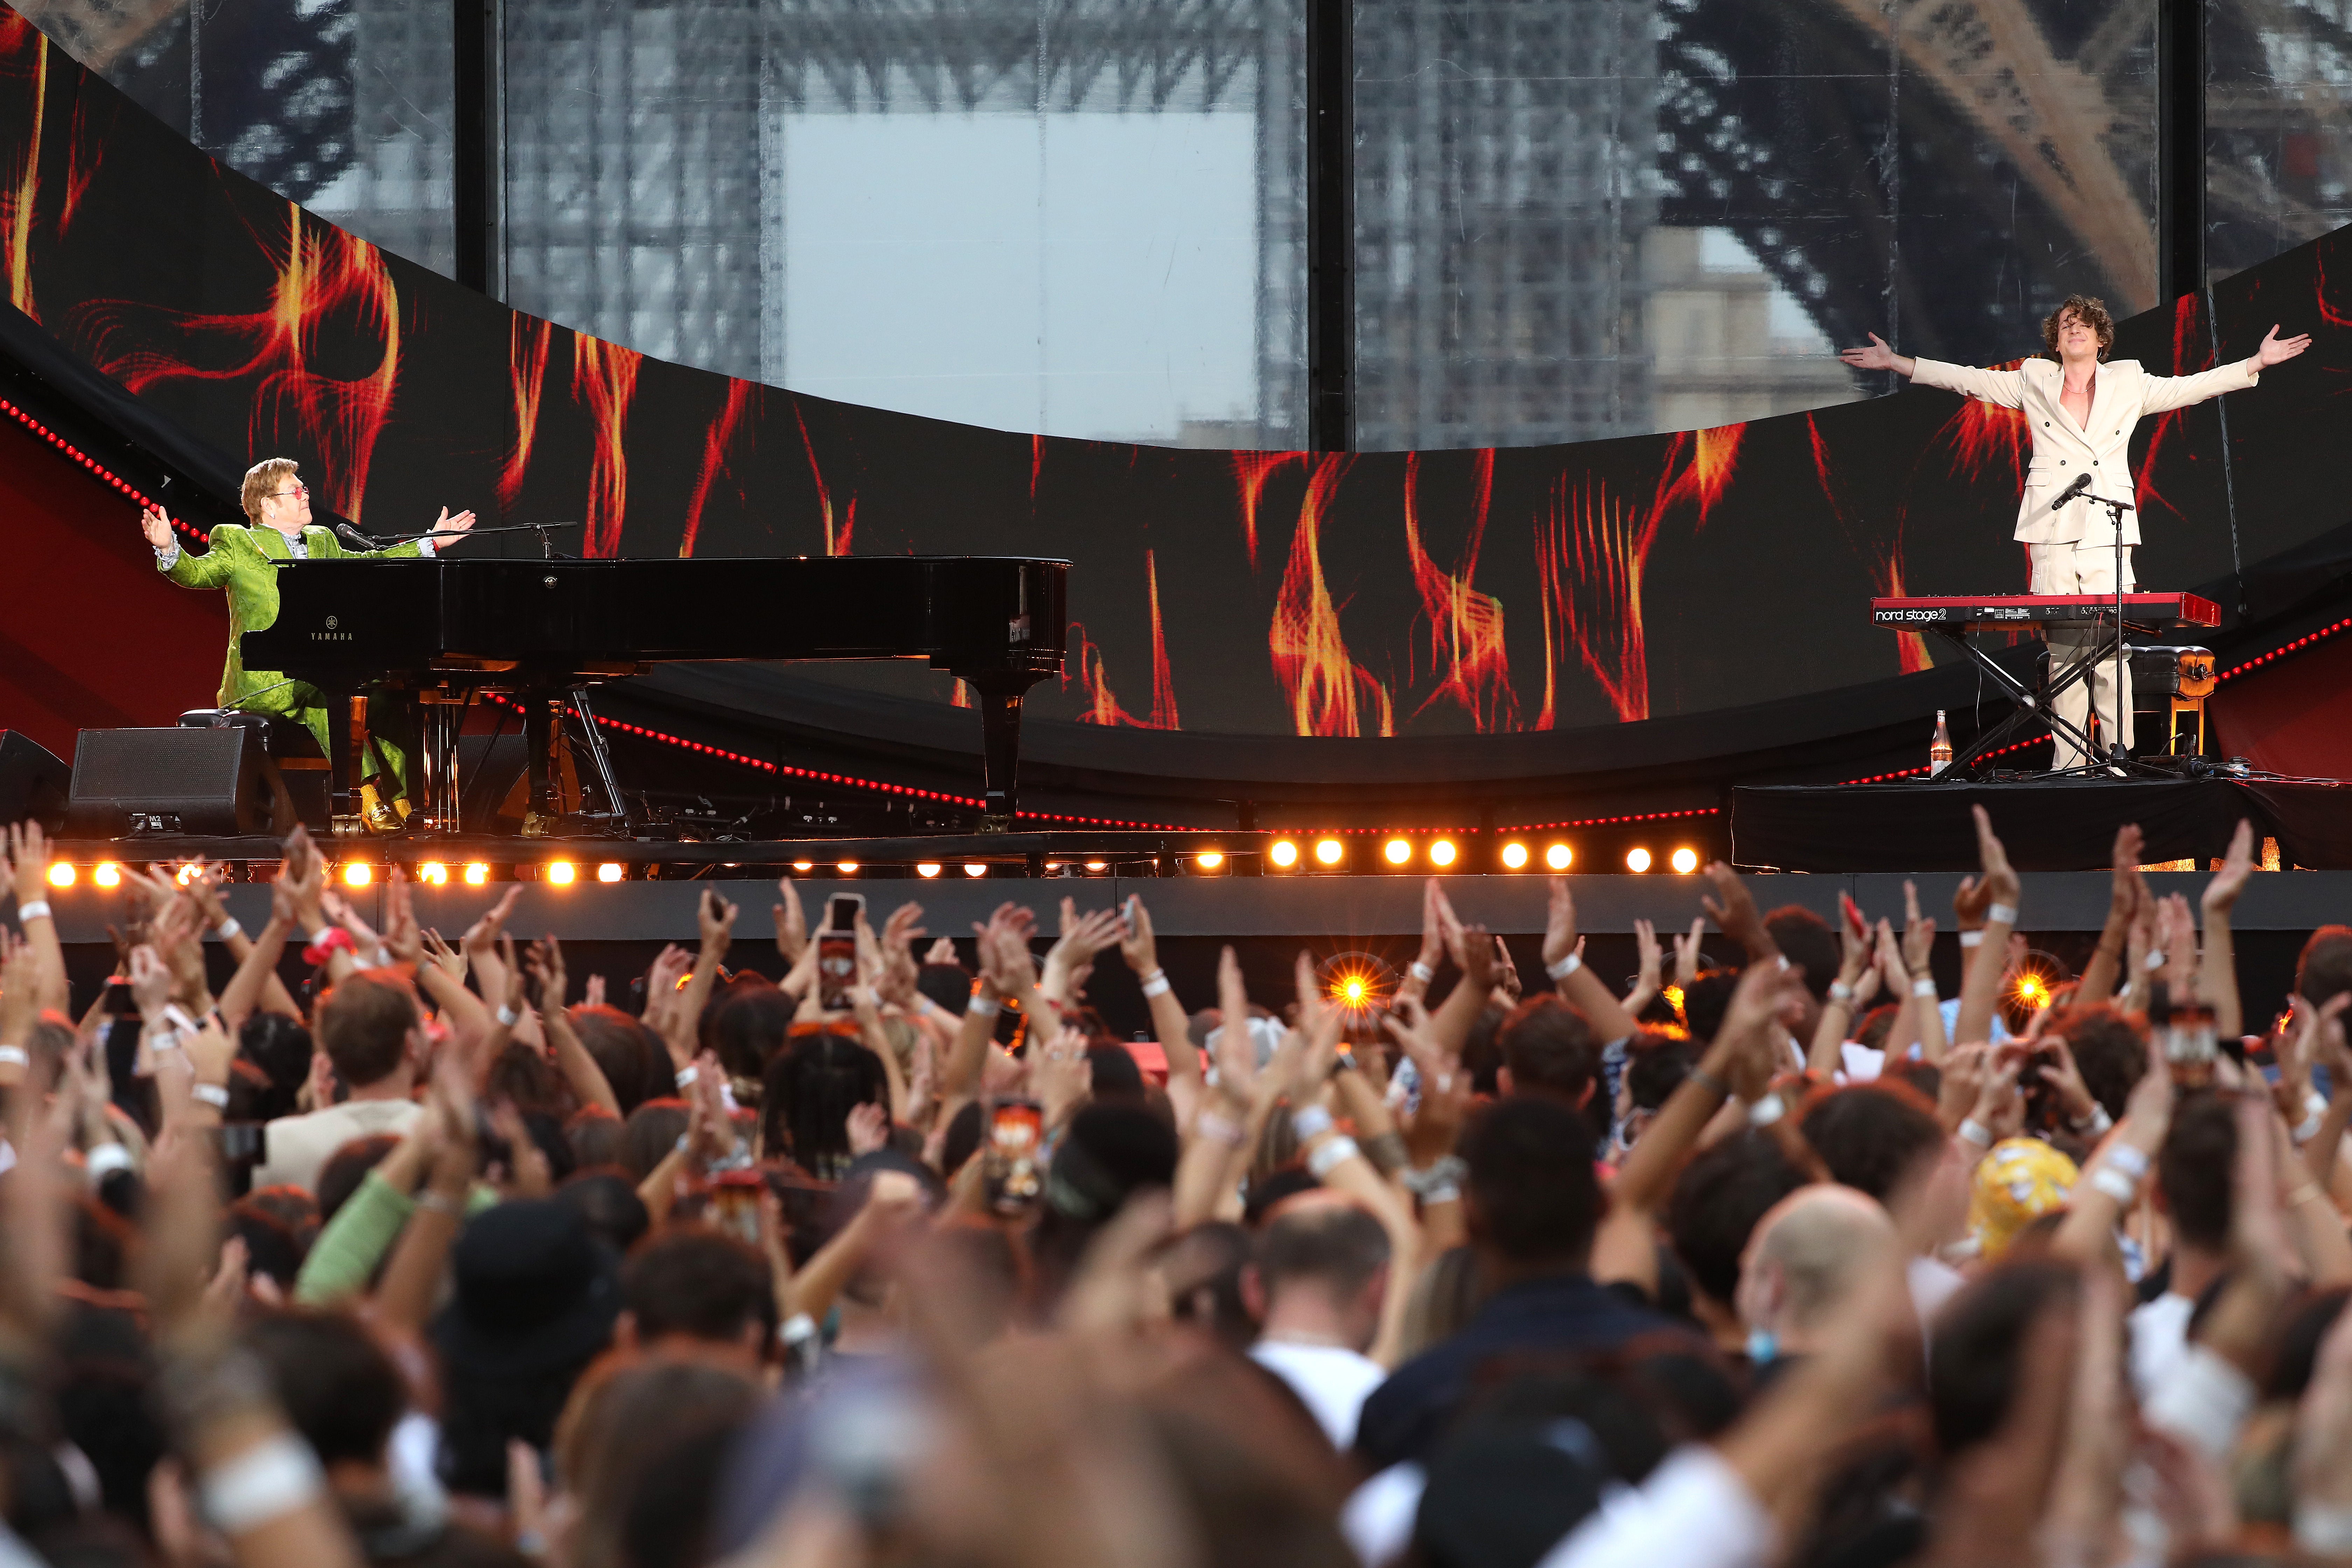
[327,693,359,833]
[523,694,561,837]
[966,675,1030,832]
[567,689,631,835]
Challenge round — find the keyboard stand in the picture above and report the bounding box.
[1928,617,2135,779]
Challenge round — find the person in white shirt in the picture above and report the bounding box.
[1840,300,2308,768]
[254,970,426,1194]
[1244,1197,1393,1451]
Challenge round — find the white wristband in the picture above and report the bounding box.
[191,1083,231,1109]
[674,1064,699,1088]
[1988,903,2017,925]
[779,1312,820,1347]
[1291,1103,1336,1142]
[2106,1143,2150,1180]
[1141,973,1172,999]
[2071,1102,2114,1137]
[213,917,242,941]
[1748,1092,1786,1128]
[1911,978,1938,999]
[1420,1182,1461,1206]
[0,1046,25,1069]
[1194,1109,1245,1147]
[1828,980,1854,1005]
[496,1003,520,1028]
[2145,947,2167,971]
[2089,1167,2138,1205]
[967,995,1000,1019]
[163,1004,201,1038]
[1408,960,1435,985]
[1546,952,1582,981]
[1306,1135,1362,1180]
[85,1143,134,1181]
[14,899,50,923]
[2296,1107,2329,1146]
[1958,1117,1994,1149]
[198,1434,326,1535]
[1958,930,1983,948]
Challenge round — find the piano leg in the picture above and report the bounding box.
[420,694,463,834]
[967,675,1030,832]
[327,693,359,832]
[523,694,561,836]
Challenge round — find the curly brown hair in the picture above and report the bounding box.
[2042,295,2114,360]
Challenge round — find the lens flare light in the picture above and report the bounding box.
[1384,838,1412,865]
[1626,848,1652,873]
[342,863,372,888]
[1545,844,1572,871]
[1194,851,1224,872]
[463,862,490,886]
[46,863,74,888]
[1429,838,1457,867]
[1500,842,1530,870]
[93,862,121,888]
[597,863,625,883]
[1270,840,1300,869]
[418,862,449,885]
[1314,838,1344,866]
[546,861,576,886]
[1670,847,1699,875]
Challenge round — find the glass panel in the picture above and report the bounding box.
[26,0,455,274]
[2207,0,2352,281]
[1353,0,2162,450]
[501,0,1308,446]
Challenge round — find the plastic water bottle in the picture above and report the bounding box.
[1930,710,1954,776]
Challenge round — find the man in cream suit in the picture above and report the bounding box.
[1841,297,2308,770]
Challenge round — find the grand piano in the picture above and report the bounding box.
[240,555,1069,832]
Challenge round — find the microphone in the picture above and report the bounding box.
[333,523,380,551]
[2053,471,2094,506]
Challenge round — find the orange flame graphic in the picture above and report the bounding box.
[1651,424,1744,525]
[570,334,640,557]
[1145,548,1179,729]
[1402,451,1516,730]
[76,206,401,524]
[500,315,553,510]
[1057,553,1179,729]
[1806,414,1927,672]
[2134,296,2209,525]
[1938,366,2031,486]
[679,379,758,556]
[1031,434,1044,502]
[1268,456,1393,737]
[1538,478,1653,723]
[1234,450,1311,570]
[2,23,44,320]
[789,398,855,555]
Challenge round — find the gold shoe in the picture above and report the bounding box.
[359,781,404,834]
[521,808,558,838]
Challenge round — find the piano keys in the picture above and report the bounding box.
[1869,592,2219,631]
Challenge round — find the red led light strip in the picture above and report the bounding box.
[2217,616,2352,680]
[1499,807,1720,832]
[1838,735,2048,786]
[0,396,203,539]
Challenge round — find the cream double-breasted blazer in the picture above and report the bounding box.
[1909,354,2259,547]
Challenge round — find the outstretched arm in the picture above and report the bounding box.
[2140,325,2306,415]
[1837,332,1918,380]
[150,511,236,586]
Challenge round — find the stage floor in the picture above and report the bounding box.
[1732,776,2352,872]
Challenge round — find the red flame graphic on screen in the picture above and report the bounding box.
[1651,424,1744,525]
[789,399,853,555]
[77,207,401,524]
[1806,414,1927,673]
[2316,244,2352,331]
[1234,450,1311,570]
[571,334,640,556]
[1062,553,1180,728]
[1269,456,1394,737]
[2134,296,2210,526]
[1031,434,1044,502]
[1534,478,1651,724]
[1402,451,1516,729]
[500,316,553,509]
[1,23,45,320]
[680,379,757,556]
[1939,370,2031,486]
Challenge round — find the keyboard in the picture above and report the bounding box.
[1869,593,2220,631]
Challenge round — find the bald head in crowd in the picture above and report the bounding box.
[1735,1184,1895,1360]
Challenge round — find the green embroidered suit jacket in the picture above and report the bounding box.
[159,523,424,709]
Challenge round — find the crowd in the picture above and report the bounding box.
[1,805,2352,1567]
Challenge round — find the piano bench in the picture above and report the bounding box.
[176,711,329,830]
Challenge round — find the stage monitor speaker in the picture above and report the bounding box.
[66,727,273,837]
[0,731,70,831]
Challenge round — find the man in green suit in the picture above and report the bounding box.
[143,456,476,832]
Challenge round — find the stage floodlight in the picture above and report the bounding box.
[93,862,121,888]
[1545,844,1572,871]
[1383,838,1412,865]
[1314,837,1344,866]
[597,863,625,883]
[46,862,74,888]
[963,863,988,877]
[1670,847,1699,875]
[463,862,490,886]
[1269,839,1300,869]
[418,862,448,885]
[791,861,814,872]
[836,861,859,873]
[917,863,942,878]
[1500,842,1529,870]
[1626,847,1652,873]
[1085,860,1107,872]
[342,863,372,888]
[174,863,200,887]
[1194,851,1225,871]
[1429,838,1457,867]
[547,861,576,886]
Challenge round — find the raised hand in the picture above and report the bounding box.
[2203,818,2257,915]
[526,936,568,1011]
[773,877,807,964]
[1672,915,1706,990]
[140,502,176,550]
[1901,881,1937,974]
[1542,878,1580,972]
[846,1099,890,1157]
[432,506,478,538]
[1213,945,1256,1096]
[1117,894,1160,975]
[1701,861,1776,962]
[1970,806,2021,912]
[696,887,738,949]
[2256,324,2313,368]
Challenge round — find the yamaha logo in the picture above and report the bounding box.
[310,631,354,641]
[325,616,340,629]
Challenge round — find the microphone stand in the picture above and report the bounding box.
[2085,490,2137,771]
